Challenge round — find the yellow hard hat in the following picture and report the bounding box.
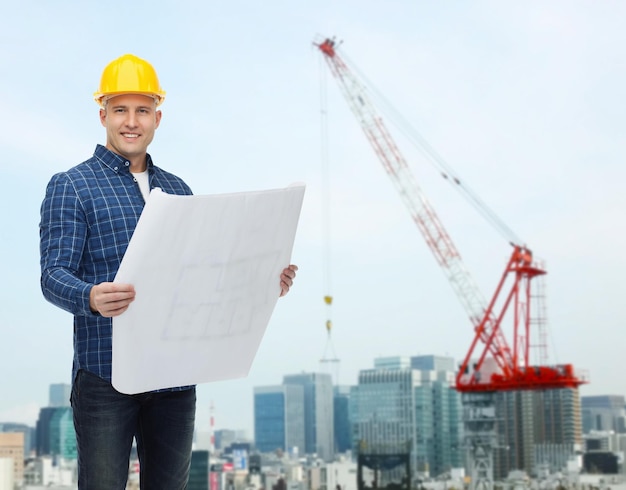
[94,54,166,107]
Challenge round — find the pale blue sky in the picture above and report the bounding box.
[1,1,625,437]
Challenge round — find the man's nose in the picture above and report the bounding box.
[125,112,138,127]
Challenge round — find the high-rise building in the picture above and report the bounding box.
[410,354,455,373]
[283,373,334,461]
[351,356,462,479]
[36,407,56,456]
[188,450,209,490]
[351,362,419,478]
[411,355,463,476]
[36,406,77,460]
[540,388,582,446]
[49,383,71,408]
[581,395,626,434]
[333,385,352,454]
[494,388,582,478]
[431,375,463,474]
[50,407,76,460]
[254,384,305,455]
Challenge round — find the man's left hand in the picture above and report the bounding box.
[279,265,298,297]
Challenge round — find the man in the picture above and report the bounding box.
[39,53,298,489]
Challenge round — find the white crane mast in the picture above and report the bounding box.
[316,38,514,371]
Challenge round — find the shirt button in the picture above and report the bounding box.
[114,167,118,171]
[125,161,130,166]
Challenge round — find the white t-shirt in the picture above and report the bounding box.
[132,170,150,202]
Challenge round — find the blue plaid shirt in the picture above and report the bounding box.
[40,144,193,389]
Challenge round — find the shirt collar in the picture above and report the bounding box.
[94,144,154,174]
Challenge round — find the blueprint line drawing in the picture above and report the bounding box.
[164,251,281,341]
[111,184,305,394]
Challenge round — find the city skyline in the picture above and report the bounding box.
[2,356,625,440]
[2,362,596,487]
[2,1,626,438]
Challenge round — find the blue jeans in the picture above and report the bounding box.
[71,370,196,489]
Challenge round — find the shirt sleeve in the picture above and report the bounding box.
[39,172,95,316]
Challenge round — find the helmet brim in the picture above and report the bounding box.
[94,91,165,108]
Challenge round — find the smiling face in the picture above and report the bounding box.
[99,93,162,171]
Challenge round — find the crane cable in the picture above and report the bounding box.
[337,47,561,367]
[341,50,524,248]
[318,53,339,369]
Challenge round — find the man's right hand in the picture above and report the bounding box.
[89,282,136,317]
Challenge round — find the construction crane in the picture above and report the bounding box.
[315,36,586,490]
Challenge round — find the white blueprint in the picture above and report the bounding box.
[111,184,305,394]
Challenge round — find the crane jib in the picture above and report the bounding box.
[315,36,585,392]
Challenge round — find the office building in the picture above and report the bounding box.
[430,375,463,473]
[494,388,582,478]
[351,362,419,483]
[49,383,71,408]
[334,385,352,454]
[374,356,411,370]
[0,432,24,487]
[541,388,582,445]
[283,373,334,461]
[411,354,456,373]
[254,384,305,454]
[581,395,626,434]
[351,356,462,479]
[215,429,237,450]
[582,430,626,453]
[36,406,77,460]
[188,450,209,490]
[0,423,34,457]
[36,407,56,456]
[50,407,76,460]
[411,354,463,475]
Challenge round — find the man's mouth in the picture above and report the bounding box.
[122,133,139,139]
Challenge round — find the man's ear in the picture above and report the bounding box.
[155,110,162,129]
[99,108,107,127]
